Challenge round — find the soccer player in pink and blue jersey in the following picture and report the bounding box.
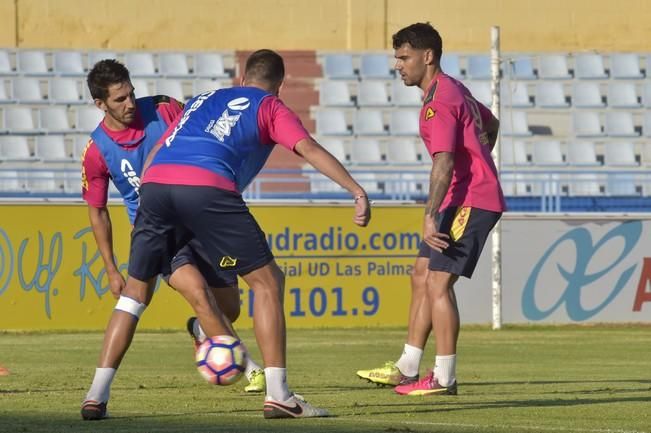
[360,23,504,396]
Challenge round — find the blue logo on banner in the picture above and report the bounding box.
[522,221,641,321]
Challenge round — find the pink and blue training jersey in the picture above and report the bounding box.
[144,87,310,192]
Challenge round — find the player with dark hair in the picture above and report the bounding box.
[359,22,504,395]
[81,49,371,419]
[80,59,265,421]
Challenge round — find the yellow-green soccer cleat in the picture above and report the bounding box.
[356,361,418,387]
[244,369,266,393]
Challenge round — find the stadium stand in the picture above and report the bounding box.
[0,48,649,211]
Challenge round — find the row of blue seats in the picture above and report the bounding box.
[315,108,651,138]
[321,52,651,81]
[0,76,225,105]
[322,79,651,109]
[0,49,232,78]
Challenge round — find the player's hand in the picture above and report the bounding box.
[423,214,449,252]
[108,269,126,299]
[353,194,371,227]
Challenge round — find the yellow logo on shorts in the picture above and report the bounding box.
[219,256,238,267]
[425,107,435,121]
[450,207,471,241]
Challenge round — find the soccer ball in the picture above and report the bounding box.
[195,335,246,386]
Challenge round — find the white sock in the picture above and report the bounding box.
[194,320,207,342]
[395,344,423,377]
[433,354,456,387]
[85,367,116,403]
[245,357,263,378]
[264,367,291,402]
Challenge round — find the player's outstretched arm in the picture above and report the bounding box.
[294,137,371,227]
[88,205,125,299]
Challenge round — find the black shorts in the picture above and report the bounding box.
[128,183,274,282]
[162,239,238,288]
[418,206,501,278]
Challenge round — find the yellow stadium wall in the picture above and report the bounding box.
[0,0,16,47]
[9,0,651,52]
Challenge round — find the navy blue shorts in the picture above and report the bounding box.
[128,183,273,282]
[418,206,501,278]
[163,239,238,288]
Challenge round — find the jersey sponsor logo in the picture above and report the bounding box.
[219,256,238,268]
[425,107,436,121]
[120,158,141,193]
[206,109,241,142]
[227,97,250,111]
[166,90,216,147]
[450,206,471,241]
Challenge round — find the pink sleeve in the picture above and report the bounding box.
[81,140,110,208]
[257,96,310,151]
[422,100,457,156]
[156,97,184,126]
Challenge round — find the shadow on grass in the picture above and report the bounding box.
[0,413,443,433]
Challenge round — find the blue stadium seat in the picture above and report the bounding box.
[50,78,84,104]
[319,80,353,107]
[357,81,390,107]
[575,53,607,79]
[536,82,569,108]
[567,141,600,166]
[466,55,491,80]
[610,53,643,79]
[124,52,157,77]
[359,54,392,79]
[350,138,384,164]
[386,138,421,164]
[502,82,532,108]
[35,135,73,162]
[500,111,531,137]
[155,79,186,102]
[538,54,571,79]
[0,50,15,75]
[194,52,229,78]
[315,109,351,136]
[13,77,46,104]
[322,54,356,80]
[318,137,348,163]
[40,106,74,133]
[53,51,85,76]
[440,54,463,79]
[607,82,640,108]
[572,111,604,137]
[17,50,49,76]
[604,141,638,166]
[159,53,191,77]
[389,110,419,136]
[0,135,35,161]
[509,57,537,80]
[391,79,422,107]
[605,112,638,137]
[353,110,387,136]
[532,141,565,165]
[572,82,604,108]
[501,140,530,166]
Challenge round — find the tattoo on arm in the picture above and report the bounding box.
[425,152,454,219]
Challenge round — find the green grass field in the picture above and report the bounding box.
[0,326,649,433]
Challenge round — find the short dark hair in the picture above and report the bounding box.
[244,49,285,86]
[86,59,131,100]
[392,22,443,61]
